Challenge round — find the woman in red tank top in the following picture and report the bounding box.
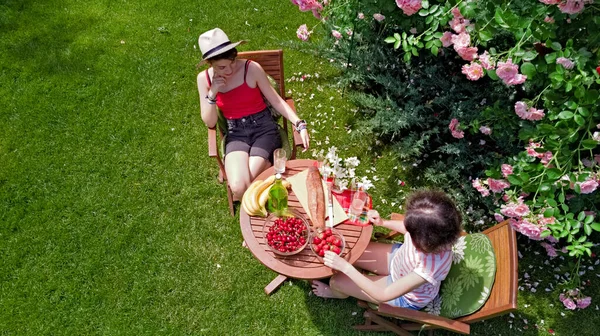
[197,28,310,200]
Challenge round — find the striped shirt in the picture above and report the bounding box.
[389,233,453,308]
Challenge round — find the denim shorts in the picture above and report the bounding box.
[386,243,420,310]
[225,108,282,163]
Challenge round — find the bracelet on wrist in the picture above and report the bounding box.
[205,95,217,104]
[294,119,307,132]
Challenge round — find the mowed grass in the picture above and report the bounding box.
[1,0,599,335]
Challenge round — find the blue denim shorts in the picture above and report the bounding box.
[386,243,420,310]
[225,108,282,163]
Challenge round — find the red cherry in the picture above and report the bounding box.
[324,228,332,237]
[332,246,341,254]
[326,236,335,243]
[313,237,321,245]
[596,66,600,75]
[318,249,325,257]
[322,245,330,251]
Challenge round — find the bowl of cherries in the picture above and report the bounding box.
[263,209,310,256]
[310,227,345,259]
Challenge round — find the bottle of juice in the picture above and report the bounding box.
[267,173,288,214]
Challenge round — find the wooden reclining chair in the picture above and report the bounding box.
[206,50,303,215]
[355,213,518,335]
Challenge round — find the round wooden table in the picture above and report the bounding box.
[240,159,374,295]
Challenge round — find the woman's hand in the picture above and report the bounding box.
[323,251,352,273]
[367,210,384,226]
[209,75,226,95]
[299,129,310,152]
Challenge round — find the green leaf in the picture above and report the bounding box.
[551,41,562,51]
[423,34,433,41]
[565,82,573,92]
[543,208,555,217]
[578,211,586,221]
[384,36,397,44]
[575,86,585,99]
[578,107,590,117]
[520,62,536,78]
[582,139,598,149]
[411,47,419,56]
[479,30,493,42]
[431,46,439,56]
[522,50,538,61]
[585,215,594,224]
[545,53,557,64]
[433,32,443,38]
[584,223,592,236]
[422,0,429,8]
[507,175,522,186]
[494,9,510,29]
[592,223,600,232]
[540,230,552,238]
[486,69,499,80]
[558,111,574,119]
[425,40,434,49]
[585,89,599,103]
[394,39,401,49]
[558,192,565,203]
[403,52,411,63]
[574,114,585,126]
[419,9,429,16]
[550,73,563,82]
[546,198,557,207]
[540,183,552,192]
[545,168,562,180]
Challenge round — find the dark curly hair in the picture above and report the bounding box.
[206,48,238,62]
[404,190,462,254]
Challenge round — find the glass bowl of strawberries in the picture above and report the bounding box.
[309,227,346,259]
[263,209,310,256]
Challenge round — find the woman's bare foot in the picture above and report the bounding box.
[311,280,348,299]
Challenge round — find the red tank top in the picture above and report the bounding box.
[206,60,267,119]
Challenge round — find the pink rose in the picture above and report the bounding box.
[331,30,342,39]
[357,12,364,19]
[373,13,385,22]
[528,107,545,121]
[501,164,513,177]
[558,0,585,14]
[451,32,470,49]
[462,62,484,81]
[479,51,495,70]
[296,24,311,41]
[540,151,553,165]
[441,32,454,47]
[509,218,543,240]
[563,297,577,310]
[579,179,599,194]
[559,293,567,302]
[396,0,422,16]
[494,213,504,222]
[496,59,527,85]
[539,0,560,3]
[472,178,490,197]
[346,28,353,36]
[480,125,492,135]
[557,57,575,70]
[449,119,464,139]
[544,16,555,23]
[515,101,529,119]
[456,47,478,61]
[488,178,510,193]
[451,7,462,17]
[576,296,592,309]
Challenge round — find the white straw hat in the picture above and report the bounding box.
[199,28,244,60]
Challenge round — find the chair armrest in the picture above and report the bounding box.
[208,127,218,158]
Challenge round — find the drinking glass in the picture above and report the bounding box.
[274,148,287,174]
[349,190,368,217]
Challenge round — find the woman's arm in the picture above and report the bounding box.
[367,210,408,234]
[324,251,426,302]
[197,70,219,128]
[249,62,310,150]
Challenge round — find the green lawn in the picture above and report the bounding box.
[1,0,598,335]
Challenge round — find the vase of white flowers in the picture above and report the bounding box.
[313,147,373,192]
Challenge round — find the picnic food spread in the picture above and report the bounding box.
[264,211,309,255]
[305,167,326,229]
[242,175,291,217]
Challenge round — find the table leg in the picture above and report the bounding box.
[264,274,287,295]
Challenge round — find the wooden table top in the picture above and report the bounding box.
[240,159,374,279]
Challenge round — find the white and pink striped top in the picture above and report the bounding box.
[389,233,453,308]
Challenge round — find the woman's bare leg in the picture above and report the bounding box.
[248,156,271,181]
[353,241,395,276]
[312,274,388,303]
[225,151,251,200]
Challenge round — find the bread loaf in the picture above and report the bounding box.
[306,167,326,229]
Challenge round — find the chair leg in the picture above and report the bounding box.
[218,168,225,184]
[365,311,415,336]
